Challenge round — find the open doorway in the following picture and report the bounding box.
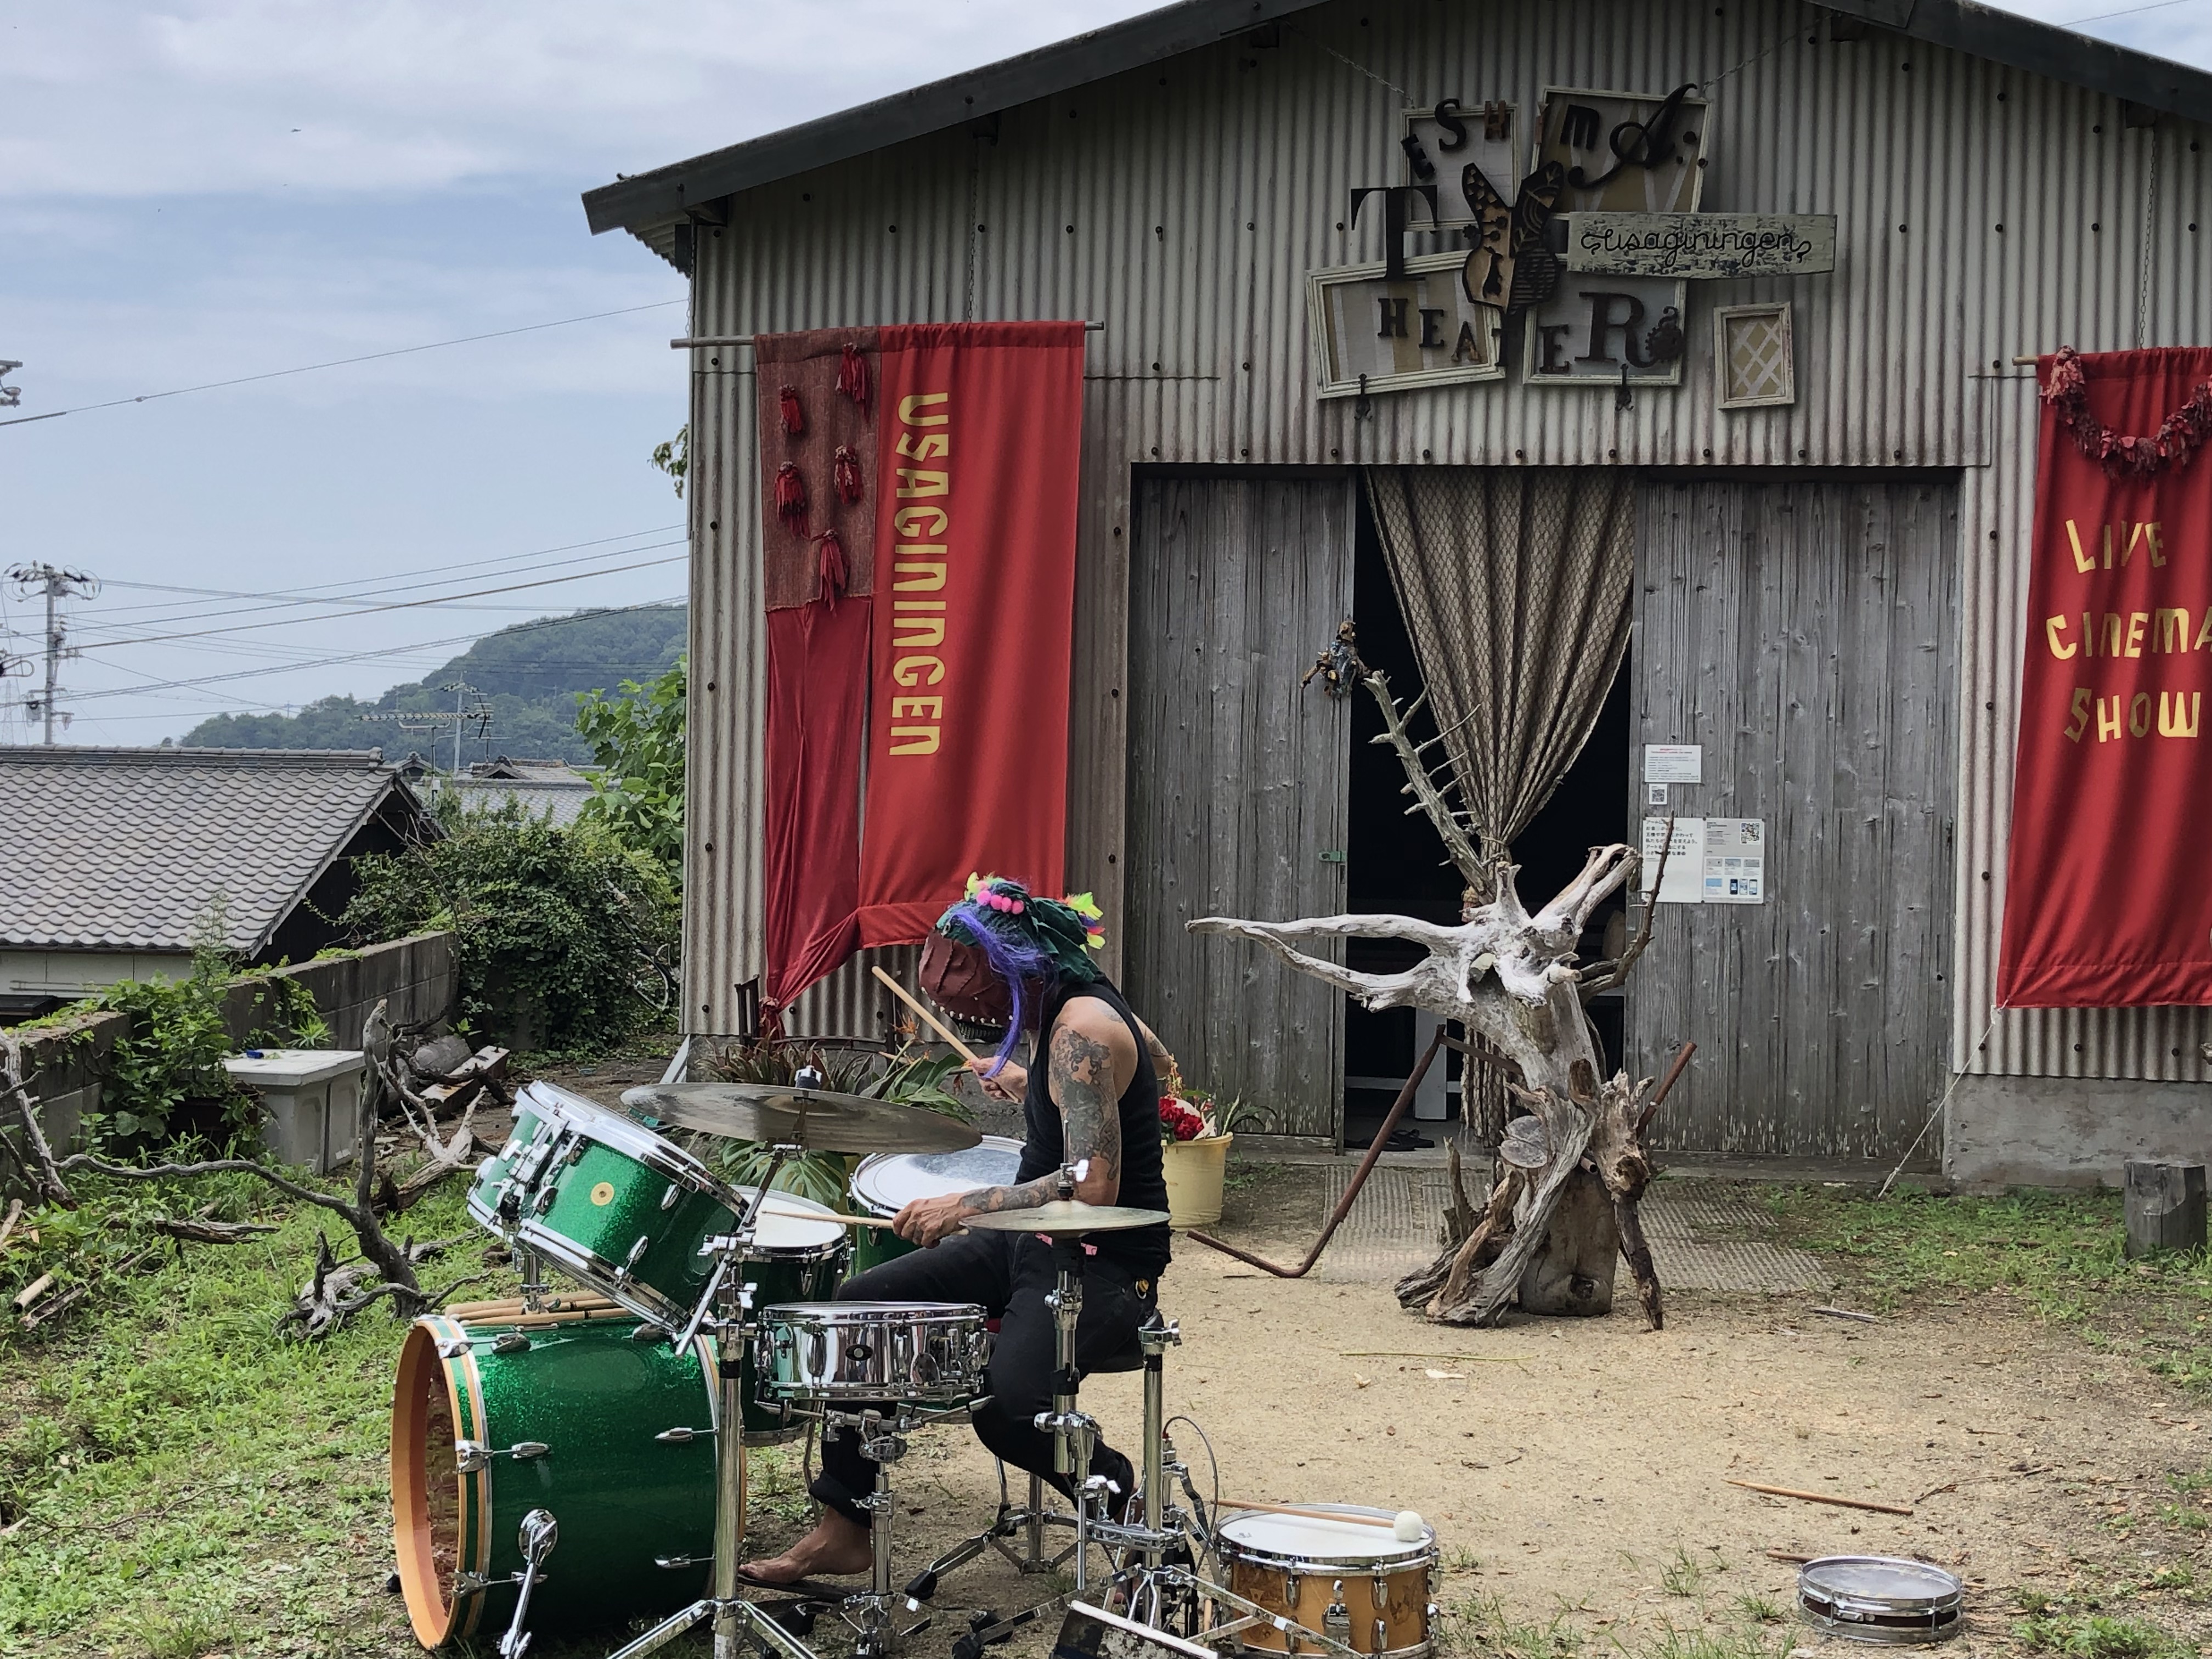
[1341,484,1630,1149]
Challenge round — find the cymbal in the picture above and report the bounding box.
[622,1083,983,1156]
[962,1200,1171,1237]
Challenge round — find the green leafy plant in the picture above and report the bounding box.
[575,657,686,870]
[651,422,690,499]
[337,799,679,1054]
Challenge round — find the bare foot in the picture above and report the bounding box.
[742,1513,873,1583]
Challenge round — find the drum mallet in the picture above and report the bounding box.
[873,965,983,1064]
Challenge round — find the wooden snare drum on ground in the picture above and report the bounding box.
[1212,1507,1437,1658]
[847,1136,1025,1275]
[391,1310,720,1647]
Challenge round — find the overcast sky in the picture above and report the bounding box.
[2,0,2205,747]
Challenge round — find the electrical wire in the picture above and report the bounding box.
[62,596,686,703]
[74,556,685,651]
[0,299,684,430]
[2059,0,2198,22]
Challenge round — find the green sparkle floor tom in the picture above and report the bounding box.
[391,1309,719,1647]
[514,1094,751,1329]
[848,1135,1024,1275]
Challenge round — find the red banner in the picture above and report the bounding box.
[856,322,1085,946]
[1997,347,2212,1007]
[757,321,1086,1012]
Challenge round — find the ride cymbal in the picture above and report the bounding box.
[961,1200,1171,1237]
[621,1083,983,1156]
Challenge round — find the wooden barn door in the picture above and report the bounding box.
[1629,476,1959,1162]
[1126,475,1356,1144]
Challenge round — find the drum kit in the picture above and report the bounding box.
[394,1074,1443,1659]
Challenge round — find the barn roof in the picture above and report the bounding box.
[582,0,2212,245]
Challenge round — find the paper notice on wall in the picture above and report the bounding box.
[1640,816,1705,904]
[1702,817,1767,904]
[1644,743,1702,784]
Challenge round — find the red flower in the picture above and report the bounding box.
[1158,1099,1206,1142]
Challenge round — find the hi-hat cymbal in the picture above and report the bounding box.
[622,1083,983,1156]
[961,1200,1171,1237]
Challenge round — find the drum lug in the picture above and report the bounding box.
[1372,1619,1388,1655]
[661,1181,682,1211]
[456,1439,551,1471]
[622,1235,651,1273]
[492,1331,531,1355]
[438,1339,471,1359]
[454,1571,490,1598]
[654,1426,715,1443]
[654,1555,700,1570]
[1324,1583,1350,1643]
[1284,1572,1301,1611]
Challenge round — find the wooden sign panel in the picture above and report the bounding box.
[1521,274,1688,387]
[1307,251,1505,399]
[1537,86,1710,216]
[1561,212,1837,278]
[1399,103,1520,227]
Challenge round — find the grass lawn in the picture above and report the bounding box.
[1764,1183,2212,1393]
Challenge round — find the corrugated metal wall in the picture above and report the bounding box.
[680,0,2211,1086]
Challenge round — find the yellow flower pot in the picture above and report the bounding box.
[1160,1133,1233,1228]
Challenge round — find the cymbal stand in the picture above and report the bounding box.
[601,1143,825,1659]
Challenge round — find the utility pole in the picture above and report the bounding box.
[5,563,100,744]
[360,679,492,774]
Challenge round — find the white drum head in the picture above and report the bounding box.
[1217,1507,1431,1565]
[850,1136,1025,1216]
[737,1188,848,1254]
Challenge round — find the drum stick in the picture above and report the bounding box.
[753,1199,901,1231]
[872,966,981,1064]
[1217,1499,1402,1529]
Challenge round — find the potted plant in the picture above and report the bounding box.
[1156,1075,1243,1229]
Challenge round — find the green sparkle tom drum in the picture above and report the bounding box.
[391,1309,719,1647]
[514,1093,754,1330]
[717,1186,850,1443]
[848,1135,1025,1276]
[465,1082,570,1239]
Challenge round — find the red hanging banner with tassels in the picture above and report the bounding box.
[755,321,1085,1013]
[1997,347,2212,1007]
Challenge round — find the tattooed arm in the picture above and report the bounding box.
[896,1000,1137,1243]
[1132,1014,1177,1084]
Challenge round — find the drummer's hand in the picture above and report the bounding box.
[968,1059,1026,1102]
[895,1193,973,1247]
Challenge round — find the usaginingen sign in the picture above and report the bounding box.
[1561,212,1836,279]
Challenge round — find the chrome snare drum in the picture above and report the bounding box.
[755,1301,989,1404]
[1797,1557,1964,1645]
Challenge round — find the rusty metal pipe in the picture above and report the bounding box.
[1635,1041,1696,1137]
[1184,1025,1448,1279]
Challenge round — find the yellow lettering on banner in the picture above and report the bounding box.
[2145,522,2167,568]
[898,392,950,426]
[2126,612,2149,657]
[2066,520,2096,574]
[892,616,946,647]
[2197,608,2212,652]
[2159,691,2203,738]
[2103,525,2116,569]
[893,562,947,591]
[2046,616,2078,659]
[2130,692,2153,737]
[896,469,949,498]
[2154,609,2192,653]
[2064,687,2094,742]
[2098,696,2124,742]
[889,726,941,755]
[892,697,944,720]
[896,432,950,461]
[893,505,949,537]
[2102,613,2125,657]
[893,655,945,687]
[891,599,945,610]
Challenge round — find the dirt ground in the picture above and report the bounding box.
[689,1167,2208,1659]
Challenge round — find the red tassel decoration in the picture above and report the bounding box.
[837,343,871,413]
[778,384,805,436]
[774,462,808,535]
[832,444,864,503]
[815,528,849,605]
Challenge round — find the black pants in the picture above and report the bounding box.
[809,1229,1158,1527]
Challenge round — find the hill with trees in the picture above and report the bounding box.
[177,606,686,765]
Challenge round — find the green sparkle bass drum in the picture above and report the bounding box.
[392,1306,719,1647]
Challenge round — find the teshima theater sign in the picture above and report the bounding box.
[1308,84,1834,400]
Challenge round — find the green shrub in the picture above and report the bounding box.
[575,656,685,870]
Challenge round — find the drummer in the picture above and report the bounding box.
[744,874,1176,1584]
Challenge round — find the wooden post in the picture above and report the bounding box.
[2124,1161,2208,1259]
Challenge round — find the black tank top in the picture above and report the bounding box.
[1013,974,1172,1278]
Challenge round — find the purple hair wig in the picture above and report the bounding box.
[939,900,1060,1076]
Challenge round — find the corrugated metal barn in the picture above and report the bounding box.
[584,0,2212,1183]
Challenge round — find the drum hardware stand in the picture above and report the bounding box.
[599,1144,828,1659]
[497,1509,558,1659]
[517,1246,548,1313]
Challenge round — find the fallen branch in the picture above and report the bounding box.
[0,1198,22,1255]
[150,1216,280,1245]
[1726,1479,1915,1517]
[13,1272,55,1312]
[1810,1305,1880,1324]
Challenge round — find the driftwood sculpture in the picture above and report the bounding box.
[1190,652,1669,1328]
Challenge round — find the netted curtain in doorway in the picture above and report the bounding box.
[1363,467,1636,861]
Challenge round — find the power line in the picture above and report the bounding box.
[63,596,687,703]
[74,556,685,651]
[0,299,684,431]
[2059,0,2197,21]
